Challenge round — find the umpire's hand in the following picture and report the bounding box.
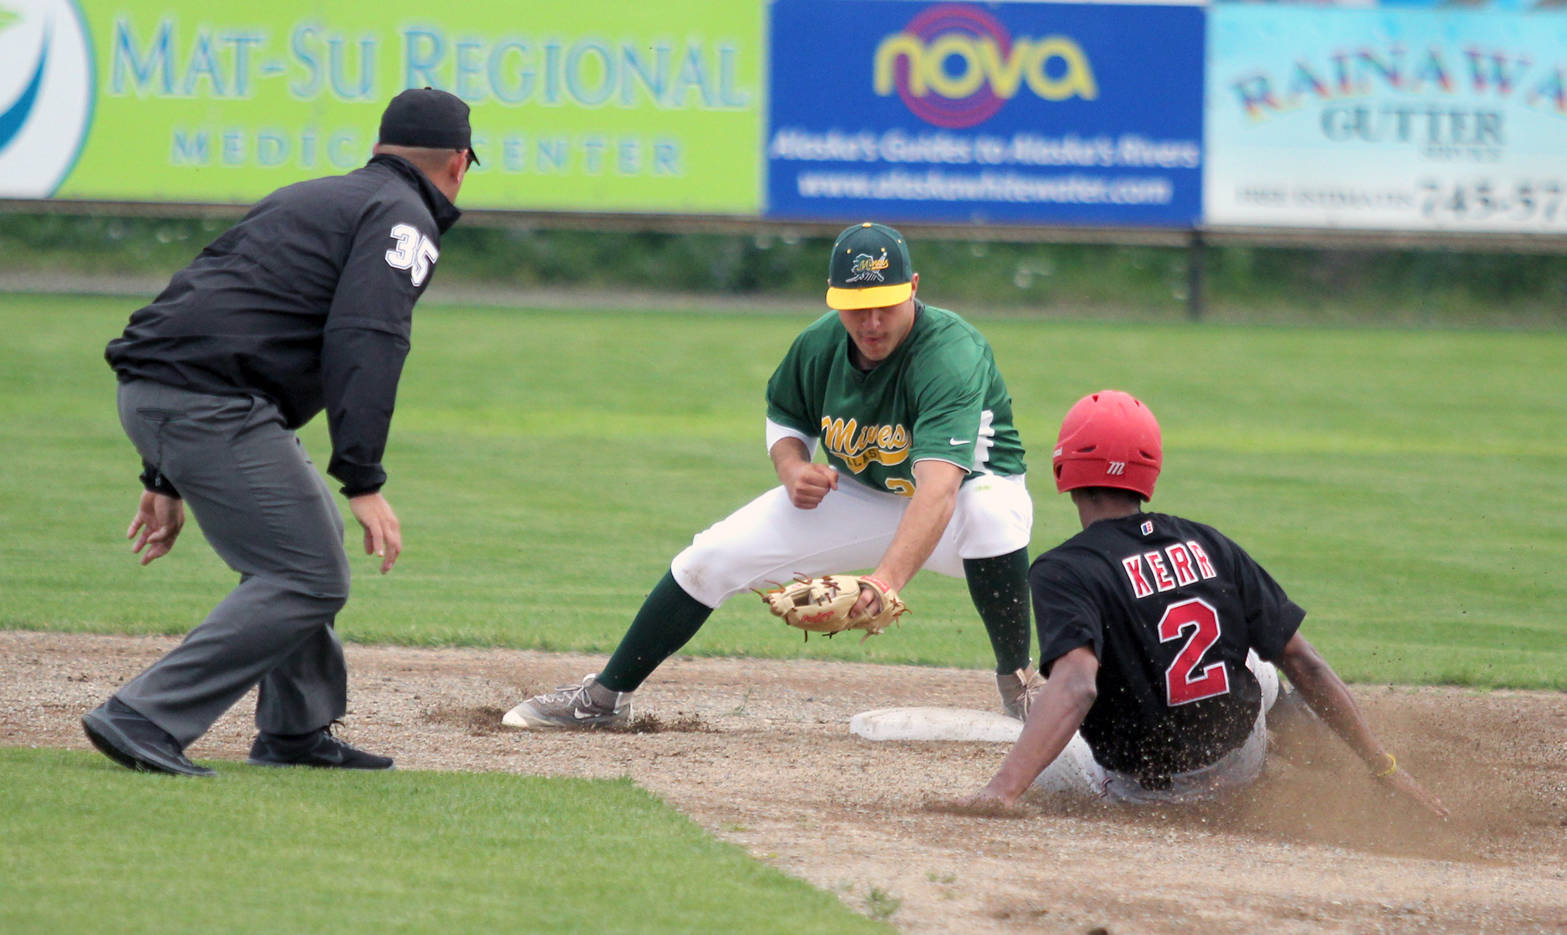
[127,490,184,565]
[350,492,402,574]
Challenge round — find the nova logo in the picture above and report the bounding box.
[0,0,93,197]
[873,4,1097,129]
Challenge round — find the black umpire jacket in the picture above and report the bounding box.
[106,153,460,498]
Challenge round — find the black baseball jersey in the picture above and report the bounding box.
[105,153,460,497]
[1031,512,1305,780]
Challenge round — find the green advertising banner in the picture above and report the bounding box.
[1,0,764,213]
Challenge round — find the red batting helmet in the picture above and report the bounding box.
[1052,390,1162,500]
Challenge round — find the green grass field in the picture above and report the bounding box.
[0,748,891,935]
[2,292,1564,934]
[2,293,1562,687]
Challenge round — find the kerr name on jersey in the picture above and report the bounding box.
[1120,541,1218,599]
[821,416,910,473]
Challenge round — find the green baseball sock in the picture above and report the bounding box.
[963,547,1033,674]
[597,570,713,693]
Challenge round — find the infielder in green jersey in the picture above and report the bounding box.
[504,222,1038,729]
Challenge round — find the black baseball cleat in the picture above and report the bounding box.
[81,697,215,777]
[247,724,394,770]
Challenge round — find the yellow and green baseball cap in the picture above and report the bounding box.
[825,222,914,310]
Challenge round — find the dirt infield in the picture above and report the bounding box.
[4,630,1564,934]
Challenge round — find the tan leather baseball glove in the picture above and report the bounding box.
[759,573,907,643]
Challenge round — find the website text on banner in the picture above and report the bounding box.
[1206,7,1567,234]
[766,0,1204,227]
[0,0,764,214]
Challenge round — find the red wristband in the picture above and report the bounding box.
[862,575,893,593]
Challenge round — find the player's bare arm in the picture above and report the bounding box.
[1277,633,1450,818]
[770,437,838,509]
[969,645,1099,805]
[857,459,965,616]
[126,490,184,565]
[349,492,402,574]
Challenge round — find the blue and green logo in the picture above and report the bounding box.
[0,0,93,197]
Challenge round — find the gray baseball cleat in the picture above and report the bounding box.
[997,665,1044,720]
[503,674,632,730]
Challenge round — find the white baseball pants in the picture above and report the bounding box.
[670,473,1033,609]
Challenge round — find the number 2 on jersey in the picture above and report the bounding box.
[1157,597,1230,706]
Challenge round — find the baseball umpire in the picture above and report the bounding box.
[82,88,477,776]
[960,390,1448,817]
[504,221,1038,729]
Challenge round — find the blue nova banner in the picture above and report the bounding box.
[765,0,1205,226]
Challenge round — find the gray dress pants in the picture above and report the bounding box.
[114,379,351,747]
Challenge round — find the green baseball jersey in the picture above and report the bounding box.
[766,302,1026,497]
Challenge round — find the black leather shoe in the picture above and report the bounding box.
[81,698,215,777]
[247,725,394,770]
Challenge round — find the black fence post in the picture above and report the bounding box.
[1186,229,1206,322]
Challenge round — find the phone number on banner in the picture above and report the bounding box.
[1419,179,1567,227]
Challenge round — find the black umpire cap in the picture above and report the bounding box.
[379,87,479,166]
